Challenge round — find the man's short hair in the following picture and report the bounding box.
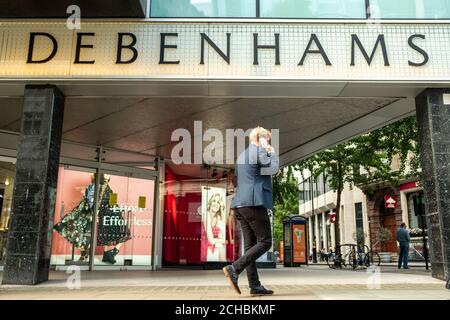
[401,222,406,228]
[249,126,271,143]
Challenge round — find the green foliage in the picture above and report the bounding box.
[353,229,367,245]
[378,227,392,244]
[273,116,420,247]
[296,116,420,194]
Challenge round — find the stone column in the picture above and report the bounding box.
[2,85,64,285]
[308,216,314,255]
[322,211,328,251]
[415,89,450,282]
[330,222,336,249]
[314,213,321,251]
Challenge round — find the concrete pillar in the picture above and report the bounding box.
[416,89,450,283]
[2,85,64,285]
[322,211,328,251]
[308,216,314,255]
[314,213,320,251]
[331,222,336,249]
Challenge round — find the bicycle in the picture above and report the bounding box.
[348,244,381,269]
[326,244,354,269]
[327,244,381,270]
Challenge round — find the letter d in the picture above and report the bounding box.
[27,33,58,64]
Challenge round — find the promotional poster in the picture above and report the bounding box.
[201,186,227,262]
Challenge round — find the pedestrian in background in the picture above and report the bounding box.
[396,222,410,269]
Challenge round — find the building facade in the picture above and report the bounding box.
[298,169,428,263]
[0,0,450,284]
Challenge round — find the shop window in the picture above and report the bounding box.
[51,167,96,265]
[51,166,155,267]
[261,0,367,18]
[163,166,241,265]
[93,175,155,267]
[0,160,15,264]
[151,0,256,18]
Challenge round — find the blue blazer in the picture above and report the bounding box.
[231,144,279,210]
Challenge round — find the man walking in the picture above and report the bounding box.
[396,222,410,269]
[223,126,279,296]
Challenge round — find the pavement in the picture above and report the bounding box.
[0,265,449,300]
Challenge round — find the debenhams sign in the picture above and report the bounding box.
[0,22,449,81]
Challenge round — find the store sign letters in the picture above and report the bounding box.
[26,31,428,67]
[1,22,449,80]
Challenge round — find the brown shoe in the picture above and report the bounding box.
[222,265,241,295]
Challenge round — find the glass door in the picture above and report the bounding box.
[93,172,155,268]
[51,165,97,266]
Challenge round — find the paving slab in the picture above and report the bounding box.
[0,265,448,300]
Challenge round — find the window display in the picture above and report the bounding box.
[93,175,154,266]
[51,167,96,264]
[163,166,240,266]
[51,167,155,267]
[0,159,15,265]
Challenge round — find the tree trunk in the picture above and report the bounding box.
[334,163,343,249]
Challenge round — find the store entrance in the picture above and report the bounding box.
[51,163,157,270]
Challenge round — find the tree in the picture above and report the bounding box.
[294,116,419,247]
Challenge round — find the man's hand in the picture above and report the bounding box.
[266,145,275,154]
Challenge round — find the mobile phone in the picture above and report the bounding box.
[260,137,269,149]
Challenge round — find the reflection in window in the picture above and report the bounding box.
[260,0,367,18]
[151,0,256,17]
[370,0,450,19]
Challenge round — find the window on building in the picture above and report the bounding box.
[303,177,312,202]
[324,175,332,193]
[299,182,306,204]
[369,0,450,19]
[260,0,367,18]
[312,177,318,199]
[150,0,257,17]
[354,202,364,245]
[407,192,427,230]
[317,173,325,196]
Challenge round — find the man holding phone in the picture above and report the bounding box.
[223,126,279,296]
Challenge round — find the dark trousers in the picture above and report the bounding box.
[398,241,409,269]
[232,206,272,288]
